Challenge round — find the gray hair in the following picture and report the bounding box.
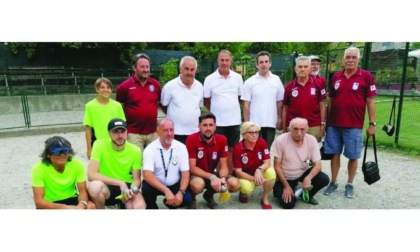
[288,117,309,131]
[344,47,360,59]
[295,56,311,65]
[180,56,197,68]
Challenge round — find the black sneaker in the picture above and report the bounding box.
[203,190,219,209]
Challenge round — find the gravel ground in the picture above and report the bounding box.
[1,128,419,210]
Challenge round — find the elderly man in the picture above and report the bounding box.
[272,117,329,209]
[160,56,204,144]
[282,56,327,141]
[141,118,192,209]
[323,47,377,198]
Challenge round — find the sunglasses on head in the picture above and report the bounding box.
[50,147,71,156]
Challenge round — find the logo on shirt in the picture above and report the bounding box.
[149,85,155,92]
[264,149,269,155]
[321,89,326,95]
[352,82,359,90]
[334,82,340,90]
[171,156,178,165]
[242,156,248,164]
[225,146,228,152]
[212,151,218,160]
[292,90,298,97]
[370,85,376,91]
[198,150,204,159]
[258,152,262,160]
[311,88,316,95]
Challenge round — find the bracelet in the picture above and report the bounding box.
[79,200,88,208]
[179,190,186,195]
[209,174,217,181]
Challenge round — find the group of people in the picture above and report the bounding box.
[31,46,377,210]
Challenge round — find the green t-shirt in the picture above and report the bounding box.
[83,98,126,140]
[31,158,86,202]
[90,139,142,183]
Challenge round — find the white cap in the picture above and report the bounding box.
[308,55,321,62]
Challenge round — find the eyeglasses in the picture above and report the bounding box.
[246,131,260,135]
[50,147,71,156]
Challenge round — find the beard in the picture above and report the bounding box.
[112,138,126,147]
[200,131,214,141]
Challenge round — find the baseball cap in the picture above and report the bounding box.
[309,55,321,62]
[108,118,127,131]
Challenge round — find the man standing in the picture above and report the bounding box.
[161,56,204,144]
[116,53,162,152]
[203,50,243,171]
[88,118,146,209]
[241,51,284,149]
[282,56,327,141]
[308,55,327,90]
[272,117,329,209]
[186,112,240,209]
[142,119,192,209]
[323,47,377,198]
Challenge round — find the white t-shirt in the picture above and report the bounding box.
[241,72,284,128]
[142,138,189,186]
[203,69,243,126]
[161,76,204,135]
[271,133,321,180]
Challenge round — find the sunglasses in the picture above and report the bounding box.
[50,147,71,156]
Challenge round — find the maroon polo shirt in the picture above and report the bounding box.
[232,138,270,175]
[328,68,377,128]
[116,75,161,134]
[186,132,228,173]
[283,76,327,127]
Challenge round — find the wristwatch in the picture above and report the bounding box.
[179,190,186,195]
[369,121,377,126]
[79,200,88,208]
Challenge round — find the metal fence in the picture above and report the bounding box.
[1,44,420,154]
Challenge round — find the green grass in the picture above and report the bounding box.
[363,96,420,156]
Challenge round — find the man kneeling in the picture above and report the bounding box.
[142,119,192,209]
[272,117,329,209]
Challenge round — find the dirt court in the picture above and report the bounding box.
[1,128,419,210]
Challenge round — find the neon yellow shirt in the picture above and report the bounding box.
[31,158,85,202]
[90,139,141,183]
[83,98,126,140]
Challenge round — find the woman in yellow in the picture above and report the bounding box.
[31,136,95,209]
[232,122,276,209]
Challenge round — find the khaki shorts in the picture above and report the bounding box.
[127,132,157,152]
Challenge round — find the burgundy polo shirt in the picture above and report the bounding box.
[116,75,161,134]
[186,132,228,173]
[232,138,270,175]
[283,76,327,127]
[328,68,377,128]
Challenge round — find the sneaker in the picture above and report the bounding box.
[324,182,338,196]
[239,193,249,203]
[345,184,355,198]
[203,190,219,209]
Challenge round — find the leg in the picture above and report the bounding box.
[273,180,298,209]
[308,171,330,198]
[141,181,161,209]
[330,154,341,182]
[261,167,276,205]
[127,133,146,152]
[226,175,240,193]
[347,159,358,183]
[87,180,110,209]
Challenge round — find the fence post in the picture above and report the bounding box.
[20,90,31,128]
[395,42,410,145]
[5,74,10,96]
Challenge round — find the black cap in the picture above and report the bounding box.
[108,118,127,131]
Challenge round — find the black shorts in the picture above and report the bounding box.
[54,196,78,205]
[105,182,131,206]
[216,125,240,149]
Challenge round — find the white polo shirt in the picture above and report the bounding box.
[241,71,284,128]
[142,138,189,186]
[203,69,243,126]
[161,76,204,135]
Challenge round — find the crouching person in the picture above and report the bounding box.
[88,118,146,209]
[272,117,329,209]
[142,119,192,209]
